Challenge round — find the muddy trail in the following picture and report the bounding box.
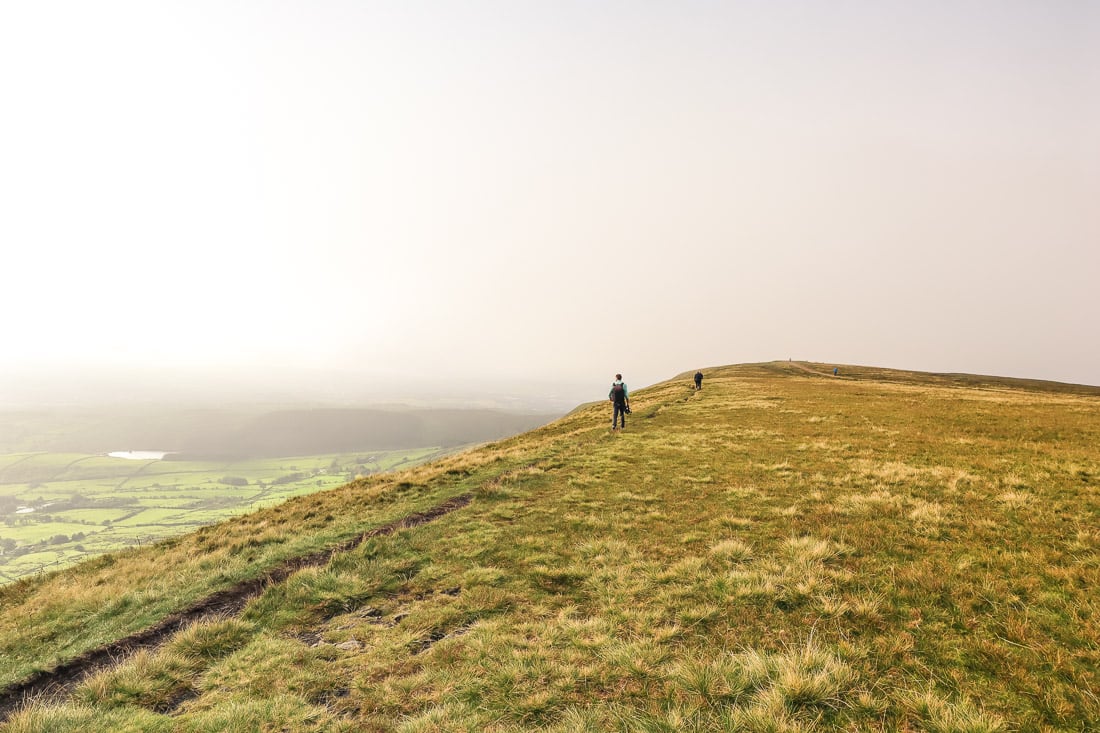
[0,493,473,721]
[786,360,838,378]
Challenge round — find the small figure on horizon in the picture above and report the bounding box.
[609,374,630,431]
[833,367,839,376]
[694,371,703,390]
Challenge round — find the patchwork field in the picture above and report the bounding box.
[0,448,443,583]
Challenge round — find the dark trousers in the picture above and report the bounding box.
[613,402,628,428]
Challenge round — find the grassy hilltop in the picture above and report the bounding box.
[2,362,1098,731]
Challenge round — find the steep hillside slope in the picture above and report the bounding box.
[2,362,1098,731]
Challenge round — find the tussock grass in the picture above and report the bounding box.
[5,362,1100,730]
[708,538,754,564]
[1,705,173,733]
[902,689,1007,732]
[73,649,194,710]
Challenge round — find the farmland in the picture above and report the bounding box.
[0,448,442,584]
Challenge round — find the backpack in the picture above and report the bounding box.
[611,383,625,401]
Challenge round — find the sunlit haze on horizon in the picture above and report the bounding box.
[2,1,1097,408]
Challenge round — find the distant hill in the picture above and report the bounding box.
[174,408,562,458]
[2,362,1098,730]
[0,406,561,458]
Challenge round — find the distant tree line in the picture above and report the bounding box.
[0,531,87,560]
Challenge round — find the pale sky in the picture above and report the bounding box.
[2,1,1098,406]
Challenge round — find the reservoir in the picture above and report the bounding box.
[108,451,170,460]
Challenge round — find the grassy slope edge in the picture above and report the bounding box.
[3,362,1099,732]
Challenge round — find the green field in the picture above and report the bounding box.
[0,448,443,584]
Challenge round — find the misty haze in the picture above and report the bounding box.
[1,2,1095,395]
[1,2,1099,729]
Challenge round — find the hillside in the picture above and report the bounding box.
[1,362,1098,731]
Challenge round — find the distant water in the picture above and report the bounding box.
[108,451,169,460]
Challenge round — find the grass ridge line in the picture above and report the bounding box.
[0,492,473,721]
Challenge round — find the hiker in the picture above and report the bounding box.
[833,367,838,376]
[694,371,703,390]
[609,374,630,430]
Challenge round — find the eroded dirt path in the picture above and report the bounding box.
[786,360,834,377]
[0,493,472,721]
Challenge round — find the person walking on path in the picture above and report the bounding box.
[694,371,703,390]
[609,374,630,430]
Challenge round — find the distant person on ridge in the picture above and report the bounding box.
[609,374,630,431]
[694,371,703,390]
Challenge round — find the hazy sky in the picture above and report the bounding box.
[2,1,1098,405]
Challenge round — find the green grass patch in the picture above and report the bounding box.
[0,449,446,583]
